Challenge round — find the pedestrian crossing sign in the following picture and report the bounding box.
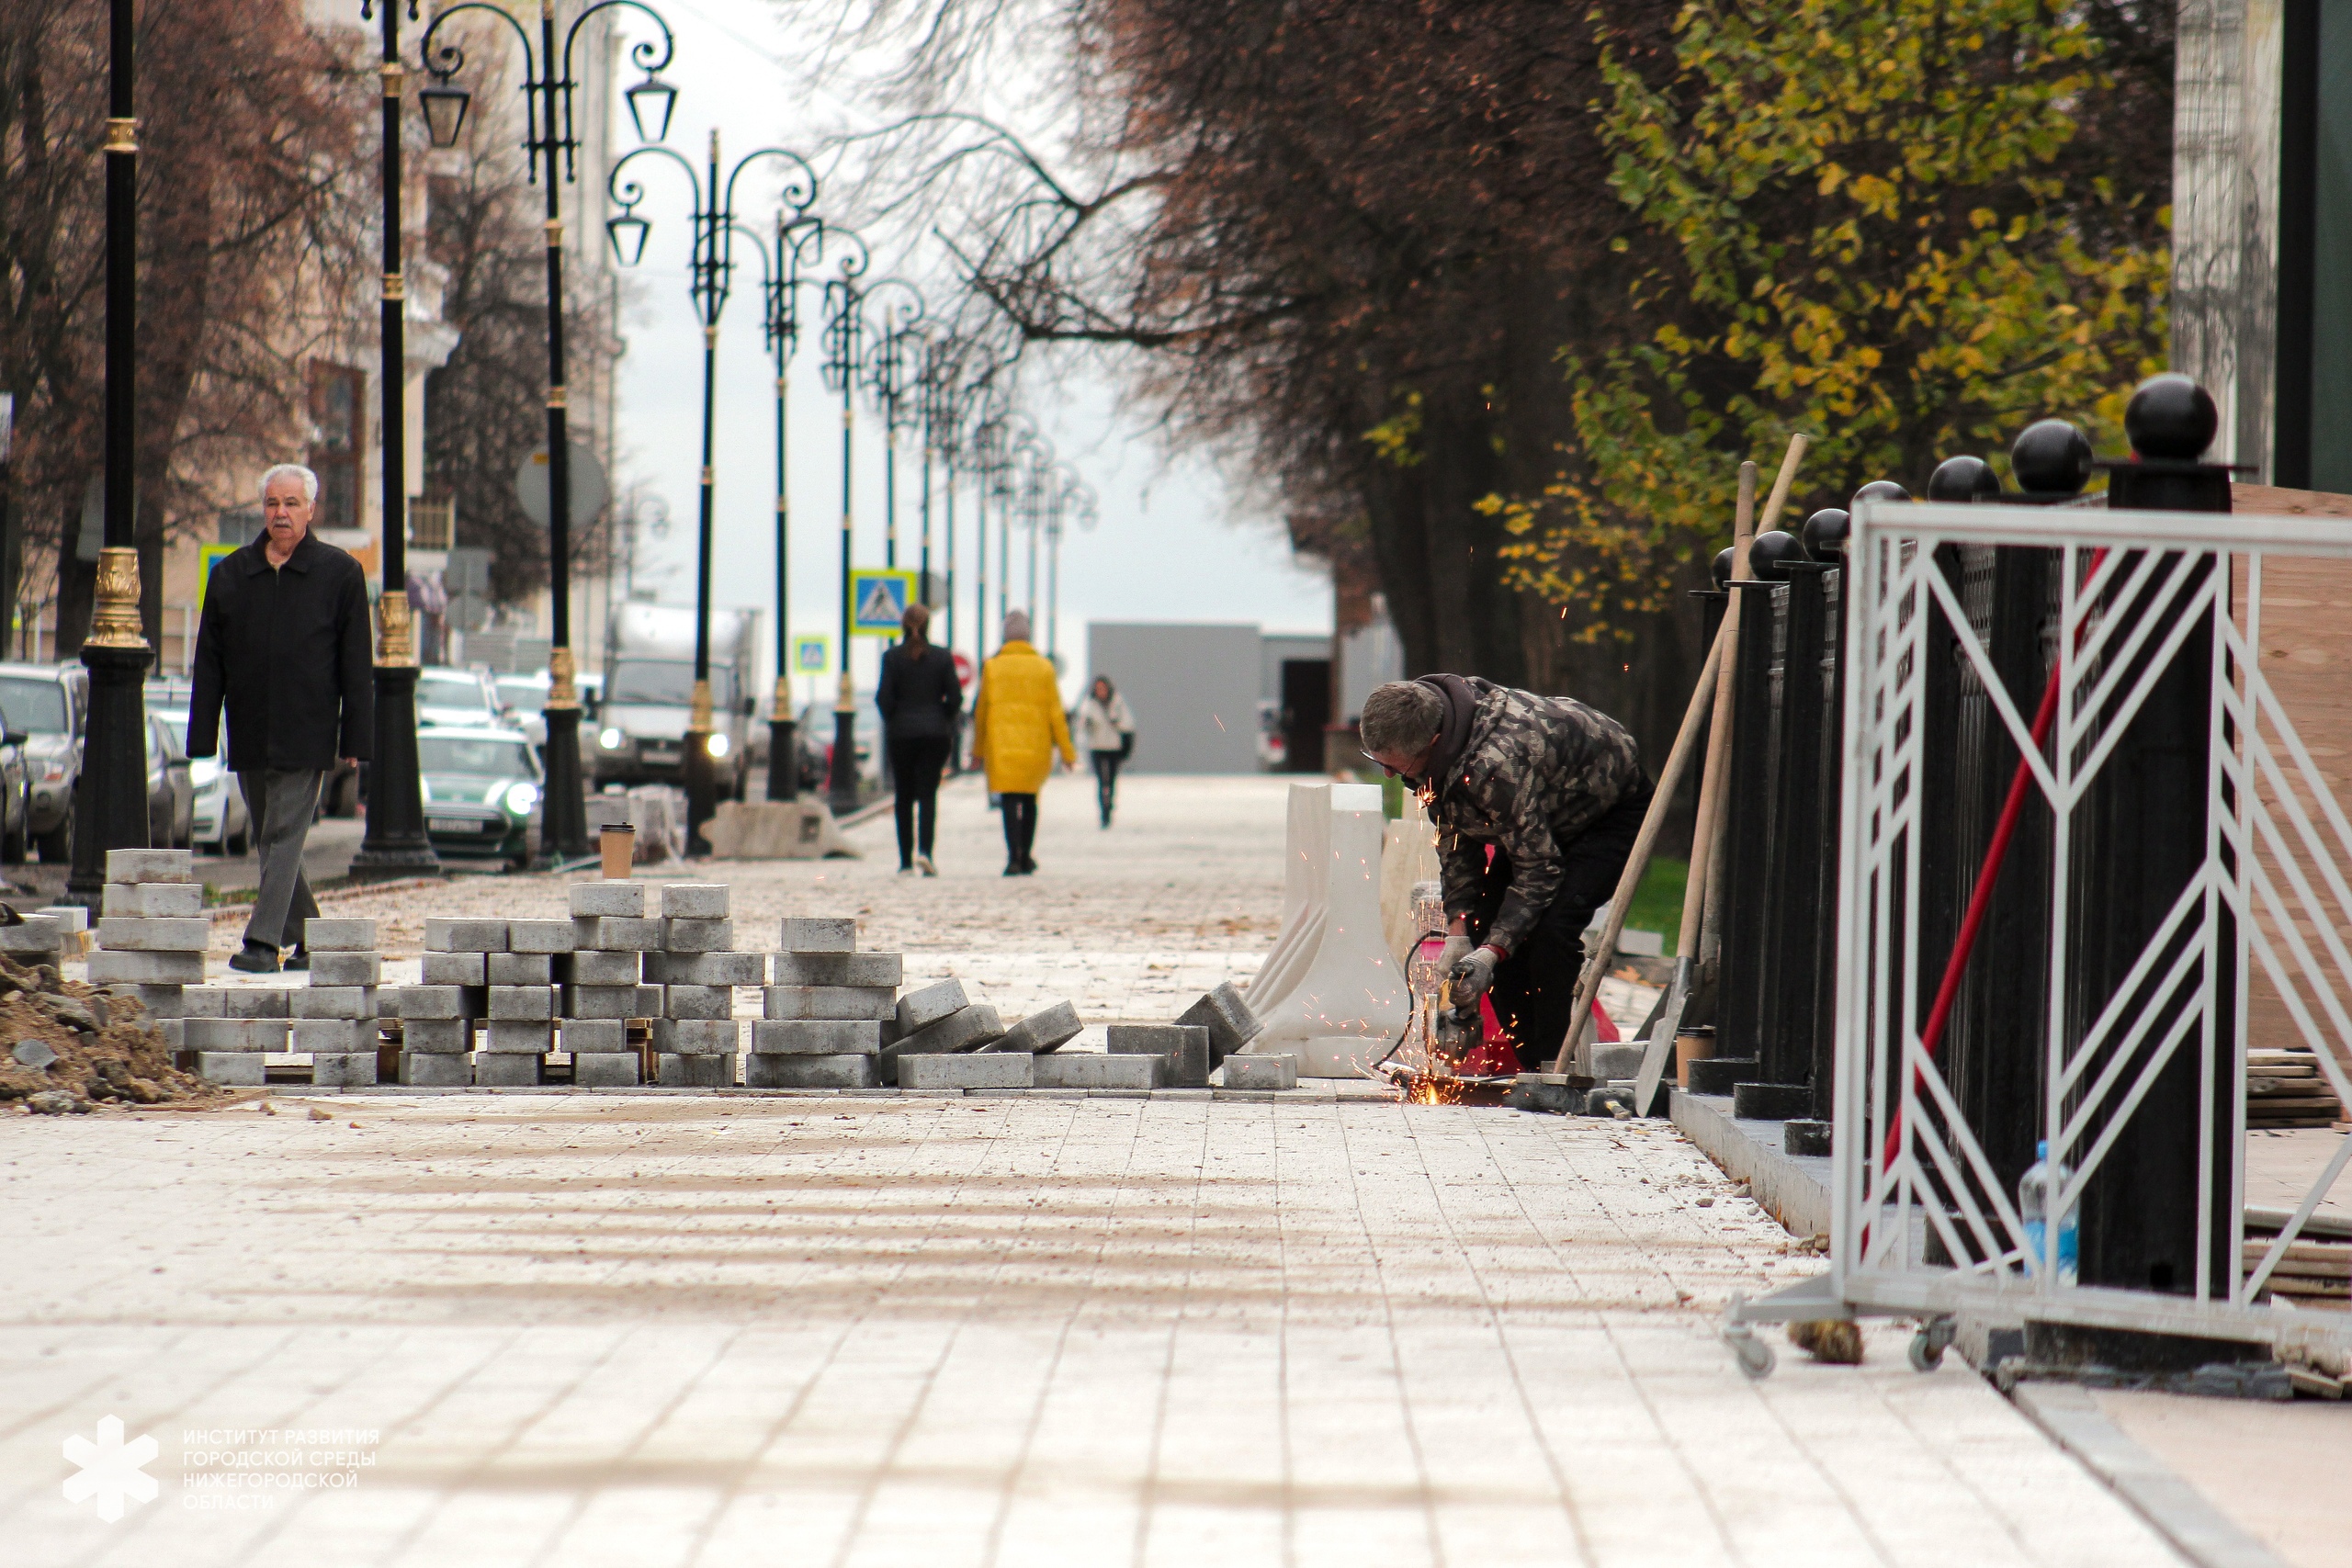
[793,635,831,673]
[850,569,918,637]
[197,543,238,609]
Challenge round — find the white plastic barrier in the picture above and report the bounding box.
[1240,783,1409,1076]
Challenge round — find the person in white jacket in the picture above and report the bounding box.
[1072,674,1136,827]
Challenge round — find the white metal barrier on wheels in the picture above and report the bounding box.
[1724,498,2352,1378]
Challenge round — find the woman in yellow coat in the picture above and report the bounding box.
[969,610,1076,875]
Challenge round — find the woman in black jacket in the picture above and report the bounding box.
[874,603,962,874]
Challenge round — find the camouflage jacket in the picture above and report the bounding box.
[1420,678,1644,954]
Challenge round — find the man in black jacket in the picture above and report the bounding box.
[188,464,374,972]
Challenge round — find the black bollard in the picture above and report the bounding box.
[1713,535,1797,1089]
[1798,508,1850,1122]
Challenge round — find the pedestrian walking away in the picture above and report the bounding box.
[1359,676,1649,1070]
[968,610,1075,875]
[187,463,373,973]
[876,602,961,875]
[1073,673,1136,828]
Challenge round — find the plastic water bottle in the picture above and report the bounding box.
[2018,1140,2078,1283]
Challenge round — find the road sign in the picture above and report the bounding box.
[850,569,918,637]
[514,443,608,530]
[952,649,974,691]
[793,635,831,673]
[196,544,238,609]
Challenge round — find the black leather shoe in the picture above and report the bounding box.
[228,943,279,974]
[282,948,310,971]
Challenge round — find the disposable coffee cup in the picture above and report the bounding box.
[599,824,636,880]
[1674,1025,1716,1089]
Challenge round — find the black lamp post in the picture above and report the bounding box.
[604,135,816,849]
[349,0,439,881]
[69,0,153,909]
[862,287,925,570]
[418,0,678,870]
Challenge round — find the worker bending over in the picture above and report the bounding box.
[1359,677,1652,1071]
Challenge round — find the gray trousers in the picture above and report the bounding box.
[237,769,322,952]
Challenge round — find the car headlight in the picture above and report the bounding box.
[599,727,625,750]
[707,732,730,759]
[503,781,540,816]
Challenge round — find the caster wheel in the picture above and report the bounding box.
[1908,1317,1956,1373]
[1725,1325,1776,1380]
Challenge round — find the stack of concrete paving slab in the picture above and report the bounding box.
[650,884,744,1086]
[397,917,502,1086]
[298,918,382,1086]
[474,916,574,1088]
[1181,981,1297,1090]
[886,976,1027,1089]
[753,917,897,1089]
[181,985,291,1088]
[564,880,661,1085]
[88,849,204,1045]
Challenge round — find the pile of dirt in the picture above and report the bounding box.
[0,957,221,1112]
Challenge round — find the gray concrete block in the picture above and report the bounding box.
[899,1053,1033,1089]
[504,919,575,954]
[291,987,376,1020]
[424,918,508,953]
[481,1020,552,1054]
[656,1052,735,1087]
[1589,1043,1645,1080]
[562,984,642,1020]
[421,951,487,986]
[112,983,187,1020]
[106,848,193,884]
[473,1053,542,1087]
[661,917,734,953]
[488,986,556,1021]
[888,1004,1004,1057]
[993,1001,1083,1055]
[291,1018,367,1055]
[895,978,970,1033]
[100,882,203,918]
[567,949,640,986]
[1177,981,1263,1064]
[400,1051,471,1086]
[395,986,472,1020]
[1107,1024,1211,1088]
[652,1018,739,1055]
[487,953,553,986]
[750,1019,883,1055]
[763,986,897,1021]
[224,988,290,1019]
[778,917,857,953]
[1034,1053,1160,1090]
[1220,1054,1298,1090]
[196,1052,265,1086]
[570,880,647,917]
[34,905,86,931]
[572,1052,639,1088]
[400,1018,472,1054]
[177,987,228,1017]
[662,984,735,1021]
[157,1018,184,1050]
[773,951,902,987]
[647,950,764,987]
[572,915,661,951]
[560,1018,627,1053]
[96,916,209,952]
[300,918,378,952]
[86,950,204,985]
[0,922,62,957]
[185,1018,287,1052]
[660,883,730,919]
[308,952,381,987]
[311,1052,377,1088]
[747,1053,876,1089]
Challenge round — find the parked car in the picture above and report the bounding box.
[417,666,506,730]
[153,711,248,854]
[419,726,543,867]
[148,674,356,819]
[796,699,880,795]
[0,701,35,863]
[144,714,194,848]
[0,662,85,861]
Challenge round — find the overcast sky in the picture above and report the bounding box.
[600,0,1331,697]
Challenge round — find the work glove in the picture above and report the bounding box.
[1437,932,1472,978]
[1449,945,1502,1018]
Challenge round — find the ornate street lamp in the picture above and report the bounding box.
[69,0,151,908]
[418,0,678,869]
[605,131,817,850]
[860,285,926,570]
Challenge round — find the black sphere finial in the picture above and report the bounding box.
[1712,546,1736,589]
[1926,455,2001,502]
[2123,373,2219,461]
[1801,507,1851,558]
[2011,419,2093,495]
[1747,529,1809,581]
[1849,479,1911,513]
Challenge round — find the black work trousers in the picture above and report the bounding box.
[999,792,1037,868]
[1461,777,1654,1071]
[1090,750,1122,824]
[888,735,952,866]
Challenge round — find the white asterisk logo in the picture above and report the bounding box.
[62,1416,158,1522]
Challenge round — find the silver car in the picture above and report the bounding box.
[0,662,85,861]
